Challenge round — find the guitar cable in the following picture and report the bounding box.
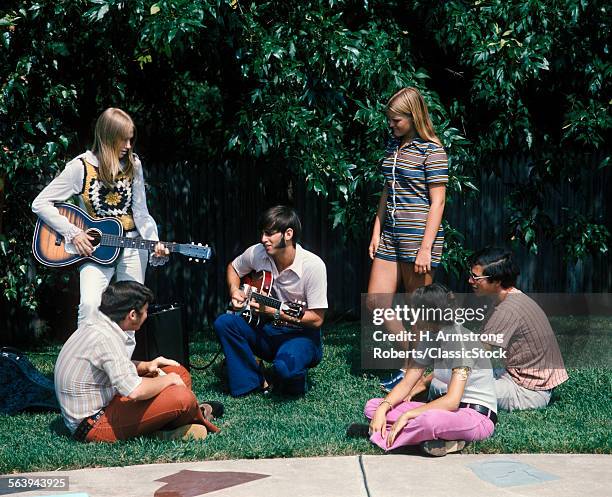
[188,345,223,371]
[142,304,224,372]
[188,307,359,371]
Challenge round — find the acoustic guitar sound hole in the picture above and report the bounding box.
[86,229,102,249]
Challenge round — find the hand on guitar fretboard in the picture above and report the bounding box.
[33,202,213,267]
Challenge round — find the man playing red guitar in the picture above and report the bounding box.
[214,206,328,396]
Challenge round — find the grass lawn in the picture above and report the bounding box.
[0,318,610,473]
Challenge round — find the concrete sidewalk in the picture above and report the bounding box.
[2,454,609,497]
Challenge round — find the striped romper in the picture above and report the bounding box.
[375,137,448,267]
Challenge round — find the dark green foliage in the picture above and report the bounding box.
[420,0,611,256]
[1,0,610,318]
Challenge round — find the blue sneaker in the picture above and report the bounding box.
[380,370,405,393]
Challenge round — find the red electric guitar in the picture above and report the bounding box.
[229,270,306,326]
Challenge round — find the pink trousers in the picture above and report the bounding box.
[364,398,495,451]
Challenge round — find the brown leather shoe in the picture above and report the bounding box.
[420,439,466,457]
[199,400,224,420]
[151,423,208,441]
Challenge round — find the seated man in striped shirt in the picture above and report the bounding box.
[54,281,222,442]
[468,247,568,411]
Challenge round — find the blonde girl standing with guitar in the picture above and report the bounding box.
[32,108,168,328]
[368,88,448,392]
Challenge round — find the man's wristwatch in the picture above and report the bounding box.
[273,309,281,322]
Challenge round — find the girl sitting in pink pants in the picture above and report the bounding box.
[365,283,497,456]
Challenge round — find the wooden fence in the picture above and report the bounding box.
[142,151,611,332]
[3,151,608,344]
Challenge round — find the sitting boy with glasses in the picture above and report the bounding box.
[468,247,568,411]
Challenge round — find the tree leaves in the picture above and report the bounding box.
[1,0,609,316]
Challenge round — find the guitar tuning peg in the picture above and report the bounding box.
[195,258,199,262]
[189,258,193,261]
[198,242,202,246]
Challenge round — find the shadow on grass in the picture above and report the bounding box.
[322,325,399,386]
[321,322,374,378]
[198,322,379,384]
[49,415,72,438]
[386,444,423,456]
[548,388,564,407]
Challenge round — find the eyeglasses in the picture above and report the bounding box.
[469,271,490,281]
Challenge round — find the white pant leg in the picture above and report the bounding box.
[78,262,115,326]
[77,230,148,328]
[114,244,148,359]
[114,245,148,284]
[494,370,552,411]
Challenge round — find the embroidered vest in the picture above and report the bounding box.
[80,158,136,231]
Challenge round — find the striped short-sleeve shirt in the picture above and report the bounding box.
[480,291,569,391]
[54,311,142,433]
[382,137,449,223]
[375,137,448,266]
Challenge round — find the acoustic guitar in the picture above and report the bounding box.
[32,202,212,267]
[229,270,306,326]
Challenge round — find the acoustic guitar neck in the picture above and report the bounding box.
[100,234,180,252]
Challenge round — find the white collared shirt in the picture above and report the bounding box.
[232,243,328,309]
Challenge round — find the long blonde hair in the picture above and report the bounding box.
[386,88,441,146]
[91,108,136,185]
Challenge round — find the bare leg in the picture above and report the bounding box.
[366,258,404,334]
[367,257,400,293]
[398,263,435,382]
[399,262,434,293]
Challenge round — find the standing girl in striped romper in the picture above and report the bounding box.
[368,88,448,391]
